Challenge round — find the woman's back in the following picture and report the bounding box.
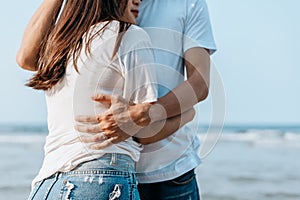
[33,21,157,185]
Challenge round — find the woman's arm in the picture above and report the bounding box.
[16,0,63,71]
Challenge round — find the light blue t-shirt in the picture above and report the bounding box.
[135,0,217,183]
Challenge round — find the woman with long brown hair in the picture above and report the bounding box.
[18,0,157,199]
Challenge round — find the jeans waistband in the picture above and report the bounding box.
[63,153,135,175]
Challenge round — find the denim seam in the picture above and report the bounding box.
[28,179,44,200]
[43,173,59,200]
[128,172,136,200]
[61,170,131,176]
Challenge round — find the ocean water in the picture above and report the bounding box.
[197,125,300,200]
[0,124,299,200]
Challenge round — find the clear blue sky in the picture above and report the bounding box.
[0,0,299,125]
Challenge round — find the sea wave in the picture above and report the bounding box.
[222,131,299,141]
[0,124,47,134]
[198,130,300,148]
[0,134,45,144]
[1,125,299,146]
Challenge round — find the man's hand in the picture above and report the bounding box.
[75,94,153,149]
[92,94,153,126]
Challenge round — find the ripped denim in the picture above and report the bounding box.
[27,153,140,200]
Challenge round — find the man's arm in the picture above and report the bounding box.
[151,47,210,121]
[75,47,210,145]
[85,47,210,124]
[78,108,195,148]
[134,108,195,145]
[127,47,210,143]
[16,0,63,71]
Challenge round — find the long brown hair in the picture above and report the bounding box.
[27,0,131,90]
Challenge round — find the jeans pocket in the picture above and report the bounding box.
[58,174,136,200]
[170,170,195,185]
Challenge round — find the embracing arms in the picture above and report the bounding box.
[135,47,210,143]
[76,47,211,145]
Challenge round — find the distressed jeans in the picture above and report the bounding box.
[138,169,200,200]
[28,153,140,200]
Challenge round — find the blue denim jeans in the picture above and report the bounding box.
[28,153,140,200]
[138,169,200,200]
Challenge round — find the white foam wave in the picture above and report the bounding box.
[284,132,300,141]
[0,134,45,144]
[198,131,300,148]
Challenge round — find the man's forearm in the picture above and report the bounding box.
[16,0,63,71]
[135,108,195,145]
[154,77,208,120]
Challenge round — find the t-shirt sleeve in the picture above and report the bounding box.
[183,0,217,54]
[119,28,158,104]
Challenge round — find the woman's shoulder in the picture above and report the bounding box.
[118,24,152,55]
[89,21,148,38]
[89,20,119,33]
[124,24,151,44]
[128,24,144,31]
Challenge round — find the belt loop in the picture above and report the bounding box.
[110,153,117,166]
[57,172,62,178]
